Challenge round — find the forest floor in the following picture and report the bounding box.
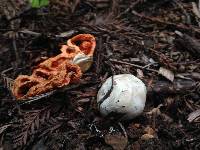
[0,0,200,149]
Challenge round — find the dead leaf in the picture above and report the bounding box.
[146,104,163,115]
[105,133,128,150]
[188,109,200,123]
[161,113,173,123]
[159,67,174,82]
[192,2,200,19]
[0,124,10,134]
[143,126,158,140]
[144,126,155,135]
[141,134,154,140]
[137,69,144,79]
[131,141,140,150]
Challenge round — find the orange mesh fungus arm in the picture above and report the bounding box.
[12,34,95,100]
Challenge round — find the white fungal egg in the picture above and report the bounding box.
[72,53,93,72]
[97,74,147,120]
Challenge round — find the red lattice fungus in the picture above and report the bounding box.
[12,34,95,100]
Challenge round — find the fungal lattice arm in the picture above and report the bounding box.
[12,34,96,100]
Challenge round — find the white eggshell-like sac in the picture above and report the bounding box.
[97,74,147,120]
[72,53,93,72]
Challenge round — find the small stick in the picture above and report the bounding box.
[118,122,127,137]
[131,10,200,34]
[12,37,21,66]
[19,29,77,38]
[110,59,159,73]
[97,75,114,107]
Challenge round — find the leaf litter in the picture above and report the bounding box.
[0,0,200,149]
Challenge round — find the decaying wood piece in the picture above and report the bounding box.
[188,109,200,122]
[174,33,200,58]
[148,79,197,95]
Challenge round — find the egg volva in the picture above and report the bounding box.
[97,74,147,120]
[72,53,93,72]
